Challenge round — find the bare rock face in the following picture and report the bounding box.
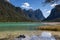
[23,9,45,21]
[34,9,45,20]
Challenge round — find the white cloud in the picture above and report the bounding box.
[46,10,51,13]
[42,9,51,18]
[44,9,51,13]
[21,2,32,9]
[50,3,58,7]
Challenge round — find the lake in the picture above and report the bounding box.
[0,22,44,31]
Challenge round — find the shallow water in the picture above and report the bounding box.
[14,32,56,40]
[0,22,44,31]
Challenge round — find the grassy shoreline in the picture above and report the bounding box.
[0,30,60,39]
[36,25,60,31]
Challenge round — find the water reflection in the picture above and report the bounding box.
[14,31,56,40]
[40,32,52,37]
[39,32,56,40]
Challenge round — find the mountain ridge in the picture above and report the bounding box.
[0,0,45,22]
[43,5,60,22]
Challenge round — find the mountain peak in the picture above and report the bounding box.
[44,4,60,22]
[0,0,45,22]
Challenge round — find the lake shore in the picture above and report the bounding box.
[0,22,60,40]
[0,30,60,38]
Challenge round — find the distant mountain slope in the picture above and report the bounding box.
[0,0,30,22]
[0,0,45,22]
[34,9,45,20]
[44,5,60,22]
[23,9,45,21]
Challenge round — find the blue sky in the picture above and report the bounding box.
[8,0,60,18]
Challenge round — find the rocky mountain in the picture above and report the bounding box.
[44,5,60,22]
[34,9,45,20]
[23,9,45,21]
[0,0,45,22]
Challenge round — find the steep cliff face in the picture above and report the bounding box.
[23,9,45,21]
[34,9,45,20]
[44,5,60,22]
[0,0,45,22]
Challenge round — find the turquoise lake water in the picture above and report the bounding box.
[0,22,44,31]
